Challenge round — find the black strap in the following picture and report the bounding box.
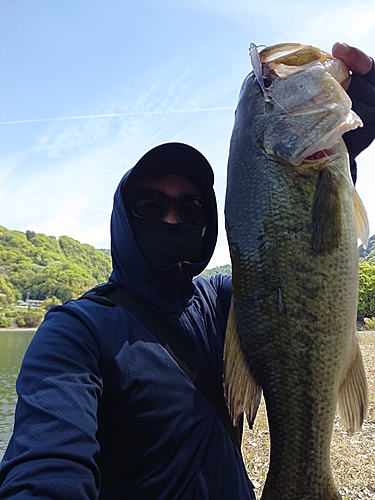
[80,283,241,450]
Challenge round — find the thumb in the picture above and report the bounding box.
[332,42,373,75]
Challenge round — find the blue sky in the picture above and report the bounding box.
[1,0,374,268]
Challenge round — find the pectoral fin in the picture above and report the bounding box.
[310,168,342,255]
[338,334,368,435]
[354,189,369,249]
[223,303,262,428]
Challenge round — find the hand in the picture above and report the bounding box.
[332,43,375,184]
[332,42,373,90]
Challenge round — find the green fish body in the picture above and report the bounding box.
[224,43,369,500]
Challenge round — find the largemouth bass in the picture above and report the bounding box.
[224,43,369,500]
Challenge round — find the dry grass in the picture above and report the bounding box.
[241,331,375,499]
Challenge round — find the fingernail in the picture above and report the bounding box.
[334,42,350,54]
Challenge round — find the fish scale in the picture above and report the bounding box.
[224,43,368,500]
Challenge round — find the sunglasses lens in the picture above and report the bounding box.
[131,192,169,220]
[176,196,204,223]
[131,191,205,223]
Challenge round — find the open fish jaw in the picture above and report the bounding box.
[255,48,363,165]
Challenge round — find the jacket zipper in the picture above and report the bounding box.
[174,262,185,312]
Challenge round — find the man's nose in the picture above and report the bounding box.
[161,202,182,224]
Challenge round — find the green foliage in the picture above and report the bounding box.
[200,264,232,277]
[59,236,112,283]
[98,249,111,256]
[364,317,375,330]
[358,261,375,319]
[0,315,12,328]
[0,274,21,305]
[12,309,44,328]
[0,307,44,328]
[40,296,63,312]
[359,234,375,264]
[0,225,111,304]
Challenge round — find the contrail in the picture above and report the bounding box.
[0,107,233,125]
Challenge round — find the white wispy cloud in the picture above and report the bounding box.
[0,107,233,126]
[0,59,235,249]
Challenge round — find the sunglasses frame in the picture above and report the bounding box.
[130,190,205,224]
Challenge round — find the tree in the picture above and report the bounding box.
[0,275,21,305]
[358,261,375,319]
[40,296,63,312]
[0,226,111,302]
[200,264,232,278]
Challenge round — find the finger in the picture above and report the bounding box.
[340,76,351,92]
[332,42,373,75]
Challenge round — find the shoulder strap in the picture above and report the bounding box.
[80,283,242,451]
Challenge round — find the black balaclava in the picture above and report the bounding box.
[121,143,216,269]
[131,218,207,268]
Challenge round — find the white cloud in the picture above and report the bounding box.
[293,3,375,53]
[348,8,375,37]
[31,121,108,158]
[183,0,375,55]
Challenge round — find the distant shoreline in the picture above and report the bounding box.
[0,328,37,332]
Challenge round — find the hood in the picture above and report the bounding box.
[109,142,218,311]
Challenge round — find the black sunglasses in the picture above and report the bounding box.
[131,190,205,224]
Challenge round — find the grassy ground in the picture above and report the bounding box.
[241,331,375,500]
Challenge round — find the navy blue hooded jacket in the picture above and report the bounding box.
[0,143,255,500]
[344,59,375,184]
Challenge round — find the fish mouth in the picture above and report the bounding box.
[303,148,337,161]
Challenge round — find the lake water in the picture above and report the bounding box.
[0,330,35,461]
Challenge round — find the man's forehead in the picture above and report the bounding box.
[132,174,199,195]
[124,173,202,200]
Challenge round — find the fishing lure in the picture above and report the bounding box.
[249,43,270,101]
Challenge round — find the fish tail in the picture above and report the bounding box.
[261,481,342,500]
[223,303,262,427]
[260,471,342,500]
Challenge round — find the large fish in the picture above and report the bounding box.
[224,43,369,500]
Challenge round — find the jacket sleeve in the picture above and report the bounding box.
[343,59,375,184]
[0,306,103,500]
[210,273,232,320]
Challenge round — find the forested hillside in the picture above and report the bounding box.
[0,226,111,304]
[201,263,231,277]
[1,225,375,328]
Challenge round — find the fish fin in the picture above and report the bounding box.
[338,334,368,435]
[354,189,369,249]
[310,168,342,255]
[223,303,262,428]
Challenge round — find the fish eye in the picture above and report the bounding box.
[263,76,272,88]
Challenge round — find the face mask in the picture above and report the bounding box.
[131,218,206,268]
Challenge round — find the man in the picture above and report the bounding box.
[0,43,374,499]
